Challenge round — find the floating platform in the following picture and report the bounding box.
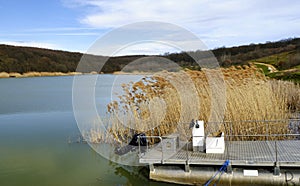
[139,140,300,185]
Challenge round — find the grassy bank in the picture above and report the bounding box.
[251,50,300,82]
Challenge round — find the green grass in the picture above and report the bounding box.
[250,50,300,82]
[255,63,270,75]
[252,51,295,66]
[268,71,300,83]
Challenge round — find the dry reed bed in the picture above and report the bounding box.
[0,71,84,78]
[0,72,9,78]
[91,65,300,144]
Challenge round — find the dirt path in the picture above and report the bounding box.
[253,62,278,73]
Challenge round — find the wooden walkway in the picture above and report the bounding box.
[139,140,300,167]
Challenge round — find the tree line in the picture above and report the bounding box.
[0,37,299,73]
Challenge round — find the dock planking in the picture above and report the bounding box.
[140,140,300,167]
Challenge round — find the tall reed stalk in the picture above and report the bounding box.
[93,65,300,144]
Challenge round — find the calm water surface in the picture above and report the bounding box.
[0,76,171,186]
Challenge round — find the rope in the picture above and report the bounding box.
[204,160,230,186]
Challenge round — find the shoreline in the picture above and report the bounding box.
[0,71,160,78]
[0,71,95,78]
[112,71,160,75]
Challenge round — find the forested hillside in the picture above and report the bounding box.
[0,38,299,77]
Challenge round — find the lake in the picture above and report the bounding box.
[0,75,171,186]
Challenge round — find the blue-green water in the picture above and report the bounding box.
[0,76,171,186]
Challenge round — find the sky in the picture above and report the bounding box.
[0,0,300,55]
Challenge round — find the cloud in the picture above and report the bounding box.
[65,0,300,49]
[0,41,61,50]
[54,32,99,36]
[25,27,100,33]
[99,42,182,56]
[83,21,210,56]
[18,27,102,36]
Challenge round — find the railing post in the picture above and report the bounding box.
[159,136,164,164]
[185,141,190,172]
[266,120,269,141]
[146,137,149,152]
[275,141,278,163]
[138,136,141,158]
[274,140,280,176]
[186,141,189,163]
[230,121,233,141]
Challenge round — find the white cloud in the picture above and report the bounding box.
[25,27,98,32]
[54,32,99,36]
[0,41,61,50]
[65,0,300,49]
[106,42,182,56]
[18,27,102,36]
[83,21,210,56]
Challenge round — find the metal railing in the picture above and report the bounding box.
[138,135,185,164]
[207,118,300,141]
[137,136,163,162]
[138,118,300,166]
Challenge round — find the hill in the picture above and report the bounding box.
[249,50,300,82]
[0,38,300,81]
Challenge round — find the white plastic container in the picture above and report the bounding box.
[192,120,205,152]
[206,132,225,153]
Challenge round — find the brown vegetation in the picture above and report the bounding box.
[0,72,9,78]
[9,72,22,78]
[0,71,84,78]
[94,65,300,145]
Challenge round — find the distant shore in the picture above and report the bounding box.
[112,71,159,75]
[0,71,99,78]
[0,71,159,78]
